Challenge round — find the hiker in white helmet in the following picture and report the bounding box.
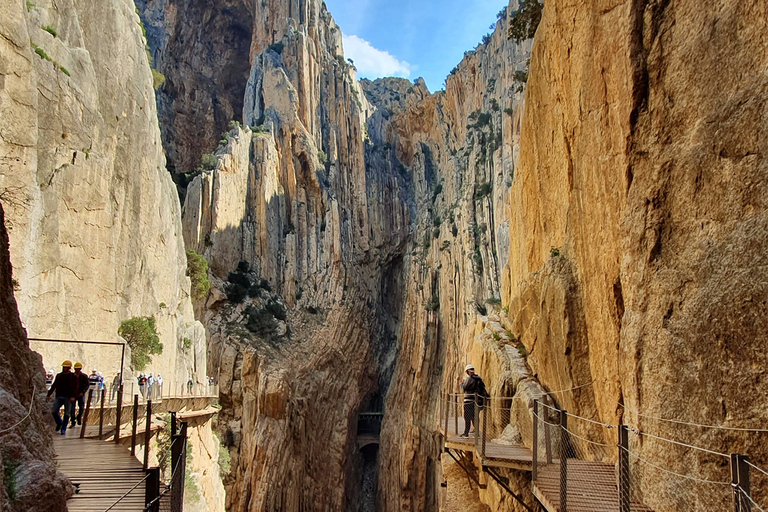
[458,364,487,438]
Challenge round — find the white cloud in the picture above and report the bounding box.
[342,34,412,79]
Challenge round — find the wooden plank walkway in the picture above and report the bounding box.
[53,425,146,511]
[442,417,533,471]
[441,417,654,512]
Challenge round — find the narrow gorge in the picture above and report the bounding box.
[0,0,766,511]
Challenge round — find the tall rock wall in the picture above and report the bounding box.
[0,0,206,384]
[122,0,768,511]
[503,0,768,510]
[0,203,70,512]
[177,1,412,510]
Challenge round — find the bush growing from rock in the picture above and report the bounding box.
[186,250,210,300]
[119,316,162,371]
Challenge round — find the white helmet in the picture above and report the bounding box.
[465,364,475,372]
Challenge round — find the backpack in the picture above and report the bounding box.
[474,376,488,406]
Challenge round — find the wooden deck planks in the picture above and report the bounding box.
[442,417,534,469]
[53,427,146,512]
[441,416,655,512]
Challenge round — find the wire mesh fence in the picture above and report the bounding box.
[441,391,768,511]
[116,381,219,404]
[529,399,765,512]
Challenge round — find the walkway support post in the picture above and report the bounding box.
[130,394,139,456]
[559,409,568,512]
[114,384,123,444]
[98,388,106,439]
[145,466,160,512]
[80,389,93,439]
[618,425,630,512]
[171,411,177,436]
[532,399,539,480]
[143,399,153,471]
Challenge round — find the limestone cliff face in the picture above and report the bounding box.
[135,0,255,176]
[361,8,536,509]
[0,0,206,383]
[0,204,70,512]
[504,0,768,509]
[179,1,410,510]
[141,0,767,510]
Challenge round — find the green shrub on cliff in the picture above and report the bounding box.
[197,153,217,172]
[508,0,543,43]
[41,25,57,37]
[152,69,165,89]
[186,250,211,300]
[3,452,17,502]
[119,316,162,371]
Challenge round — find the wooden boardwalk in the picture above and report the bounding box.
[441,417,654,512]
[53,425,146,511]
[442,417,534,471]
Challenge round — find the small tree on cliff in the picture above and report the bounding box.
[119,316,163,371]
[186,249,211,300]
[508,0,543,42]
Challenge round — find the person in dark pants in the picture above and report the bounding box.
[46,360,77,435]
[459,364,487,438]
[71,362,90,427]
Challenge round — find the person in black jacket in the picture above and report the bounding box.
[70,362,90,427]
[458,364,487,438]
[46,360,77,435]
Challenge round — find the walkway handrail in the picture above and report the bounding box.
[441,389,768,511]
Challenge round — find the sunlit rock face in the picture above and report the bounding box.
[166,0,768,510]
[503,0,768,510]
[0,0,205,385]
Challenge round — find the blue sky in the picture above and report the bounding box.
[324,0,509,92]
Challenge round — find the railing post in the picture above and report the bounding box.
[559,409,568,512]
[145,466,161,512]
[171,421,188,512]
[444,395,449,437]
[731,454,740,512]
[481,398,487,458]
[143,399,153,471]
[454,396,458,438]
[114,384,123,444]
[171,411,177,437]
[130,394,139,456]
[532,399,539,480]
[544,397,553,464]
[619,425,630,512]
[80,389,93,439]
[737,455,752,512]
[98,388,106,439]
[473,394,479,449]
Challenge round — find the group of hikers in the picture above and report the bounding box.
[136,372,164,400]
[45,360,120,435]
